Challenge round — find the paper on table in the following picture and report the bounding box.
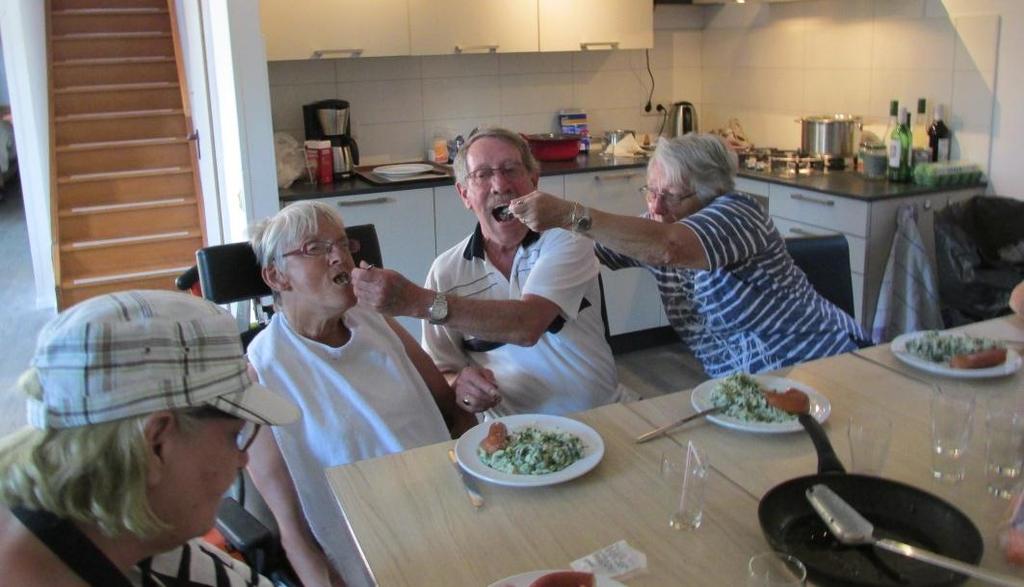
[603,134,643,157]
[571,540,647,581]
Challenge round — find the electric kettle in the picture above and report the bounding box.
[669,102,698,137]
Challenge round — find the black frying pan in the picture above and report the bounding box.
[758,414,984,587]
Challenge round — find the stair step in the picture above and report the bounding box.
[55,81,179,94]
[56,108,183,122]
[66,265,191,288]
[54,56,174,67]
[52,31,170,41]
[57,137,188,152]
[52,0,166,10]
[56,169,194,209]
[61,196,194,216]
[58,166,190,184]
[52,8,167,16]
[63,229,200,252]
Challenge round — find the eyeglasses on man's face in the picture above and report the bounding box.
[186,407,262,452]
[466,163,527,186]
[639,185,697,207]
[282,237,352,258]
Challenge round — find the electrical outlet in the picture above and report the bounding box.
[642,103,666,117]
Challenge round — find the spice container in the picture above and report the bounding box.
[859,146,887,179]
[317,140,334,184]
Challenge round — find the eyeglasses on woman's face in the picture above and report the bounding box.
[639,185,697,207]
[282,237,352,258]
[466,163,527,187]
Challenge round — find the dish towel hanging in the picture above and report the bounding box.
[872,204,944,343]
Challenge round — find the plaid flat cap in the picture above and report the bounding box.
[25,290,298,429]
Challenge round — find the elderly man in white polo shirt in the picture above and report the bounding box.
[353,127,619,417]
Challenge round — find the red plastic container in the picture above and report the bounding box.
[523,133,581,162]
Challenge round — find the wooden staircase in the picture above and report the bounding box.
[48,0,205,308]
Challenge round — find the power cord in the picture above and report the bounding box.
[644,49,655,113]
[656,104,668,137]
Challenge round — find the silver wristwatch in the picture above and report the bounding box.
[427,292,449,325]
[570,203,592,234]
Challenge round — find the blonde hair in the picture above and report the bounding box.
[0,369,201,538]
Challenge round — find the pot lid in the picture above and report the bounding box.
[800,114,862,123]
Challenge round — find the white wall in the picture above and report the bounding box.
[0,0,55,309]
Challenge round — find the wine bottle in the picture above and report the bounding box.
[912,98,928,150]
[883,99,898,146]
[928,104,951,162]
[887,107,911,182]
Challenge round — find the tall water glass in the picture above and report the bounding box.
[930,387,975,483]
[660,441,708,530]
[985,410,1024,498]
[747,551,807,586]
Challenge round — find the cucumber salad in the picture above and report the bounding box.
[478,426,584,475]
[709,373,795,423]
[904,331,1000,363]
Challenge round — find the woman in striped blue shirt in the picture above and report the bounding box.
[511,134,868,377]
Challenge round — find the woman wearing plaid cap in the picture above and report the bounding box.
[0,290,299,586]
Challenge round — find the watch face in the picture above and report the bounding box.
[428,294,448,324]
[575,215,592,232]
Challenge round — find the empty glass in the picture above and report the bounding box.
[660,441,708,531]
[930,387,976,483]
[747,551,807,586]
[985,410,1024,498]
[847,411,892,475]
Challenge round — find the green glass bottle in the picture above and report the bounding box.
[887,107,911,182]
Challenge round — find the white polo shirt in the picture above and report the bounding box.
[423,225,619,417]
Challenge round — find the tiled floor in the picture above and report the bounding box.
[0,184,705,437]
[0,181,57,436]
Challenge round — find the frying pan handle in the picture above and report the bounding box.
[798,414,846,475]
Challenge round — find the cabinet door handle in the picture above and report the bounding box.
[790,193,835,206]
[788,227,826,237]
[454,44,499,53]
[336,197,391,207]
[594,172,639,182]
[312,48,363,58]
[580,41,620,50]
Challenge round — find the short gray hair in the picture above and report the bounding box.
[452,127,539,185]
[650,133,737,205]
[250,200,344,272]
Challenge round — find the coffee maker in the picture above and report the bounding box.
[303,99,359,178]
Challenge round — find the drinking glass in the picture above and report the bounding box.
[985,410,1024,498]
[660,441,708,531]
[747,551,807,586]
[930,387,975,483]
[847,411,892,475]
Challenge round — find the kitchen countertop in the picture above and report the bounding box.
[280,153,984,202]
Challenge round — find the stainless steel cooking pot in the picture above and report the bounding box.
[797,114,861,158]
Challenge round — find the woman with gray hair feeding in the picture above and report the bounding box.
[511,133,868,377]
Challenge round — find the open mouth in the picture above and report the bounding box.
[333,272,351,286]
[491,205,514,223]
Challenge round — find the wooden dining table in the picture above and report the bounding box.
[325,315,1024,586]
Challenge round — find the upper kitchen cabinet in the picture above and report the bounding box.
[408,0,538,55]
[260,0,410,60]
[539,0,653,52]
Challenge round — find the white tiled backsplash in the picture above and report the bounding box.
[268,0,998,170]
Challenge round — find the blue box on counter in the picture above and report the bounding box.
[559,110,590,152]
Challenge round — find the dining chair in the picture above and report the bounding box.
[785,233,856,319]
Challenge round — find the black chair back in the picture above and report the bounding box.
[194,224,382,305]
[785,234,855,318]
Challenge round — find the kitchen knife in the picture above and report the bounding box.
[635,407,722,443]
[447,448,484,509]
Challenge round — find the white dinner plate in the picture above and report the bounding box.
[454,414,604,488]
[690,375,830,434]
[890,331,1022,379]
[371,163,434,176]
[488,570,625,587]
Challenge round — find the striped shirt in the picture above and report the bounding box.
[133,539,273,587]
[596,193,867,377]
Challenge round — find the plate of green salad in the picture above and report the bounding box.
[690,373,830,434]
[891,330,1020,378]
[454,414,604,487]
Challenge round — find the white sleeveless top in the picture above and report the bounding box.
[247,306,450,586]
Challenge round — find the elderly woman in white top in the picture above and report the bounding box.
[245,201,475,587]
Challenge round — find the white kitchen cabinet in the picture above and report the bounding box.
[324,189,435,339]
[748,178,978,330]
[409,0,538,55]
[538,0,653,52]
[260,0,410,60]
[433,176,564,256]
[563,169,667,336]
